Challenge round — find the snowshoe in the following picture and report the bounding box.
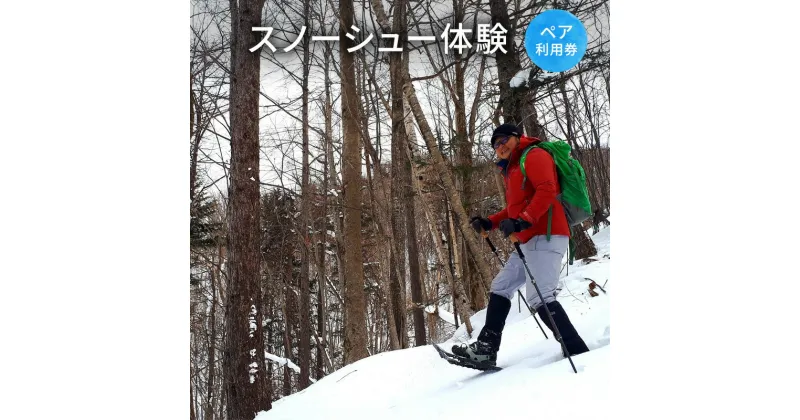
[432,343,502,372]
[451,340,497,366]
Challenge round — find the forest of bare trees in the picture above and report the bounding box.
[190,0,609,418]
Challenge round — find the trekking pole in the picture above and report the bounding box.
[481,230,548,340]
[510,233,578,374]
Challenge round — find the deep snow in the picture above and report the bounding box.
[256,225,611,420]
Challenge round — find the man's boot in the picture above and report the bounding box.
[536,301,590,357]
[452,293,511,366]
[451,329,500,366]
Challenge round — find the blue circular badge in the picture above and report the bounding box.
[524,9,587,73]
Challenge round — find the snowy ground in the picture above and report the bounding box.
[256,225,611,420]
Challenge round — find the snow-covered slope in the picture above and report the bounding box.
[256,225,611,420]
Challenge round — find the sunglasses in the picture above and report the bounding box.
[493,136,511,150]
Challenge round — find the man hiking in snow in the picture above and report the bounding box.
[452,123,590,367]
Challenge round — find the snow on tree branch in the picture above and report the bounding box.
[264,351,317,384]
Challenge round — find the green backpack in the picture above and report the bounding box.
[519,140,593,263]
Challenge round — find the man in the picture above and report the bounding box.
[451,123,590,367]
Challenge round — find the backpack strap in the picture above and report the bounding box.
[519,145,538,187]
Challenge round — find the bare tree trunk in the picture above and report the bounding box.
[450,0,479,319]
[190,382,197,420]
[362,147,401,351]
[389,86,408,349]
[205,253,218,420]
[409,154,474,336]
[355,85,408,351]
[405,204,426,345]
[322,42,347,339]
[217,384,226,420]
[452,0,471,213]
[445,205,461,286]
[297,0,312,390]
[572,224,597,260]
[316,103,329,381]
[266,321,274,401]
[281,261,294,397]
[223,0,270,418]
[559,82,577,148]
[402,80,494,290]
[215,243,227,415]
[466,253,486,309]
[190,80,202,201]
[489,0,524,127]
[340,0,369,365]
[467,55,487,148]
[262,281,273,408]
[388,0,408,349]
[390,0,426,346]
[494,170,507,207]
[453,62,470,200]
[359,65,403,353]
[388,187,407,349]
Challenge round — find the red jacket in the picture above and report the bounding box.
[487,135,570,243]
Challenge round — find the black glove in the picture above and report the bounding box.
[469,216,492,233]
[498,218,532,238]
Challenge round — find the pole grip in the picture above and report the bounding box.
[481,230,499,253]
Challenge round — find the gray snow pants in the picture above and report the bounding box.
[490,234,568,310]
